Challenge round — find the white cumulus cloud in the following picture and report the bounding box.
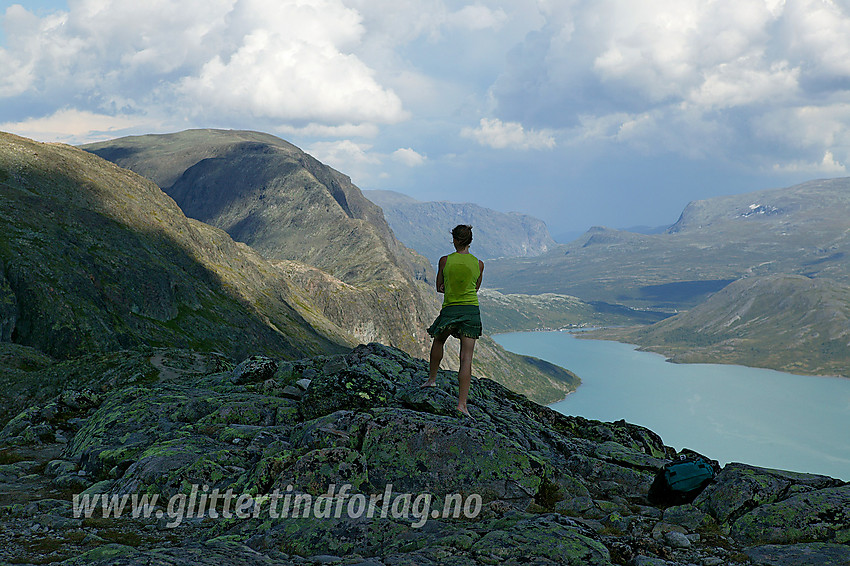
[489,0,850,168]
[392,147,427,166]
[447,4,508,31]
[771,151,847,174]
[461,118,555,150]
[0,108,161,145]
[178,0,407,125]
[0,0,407,141]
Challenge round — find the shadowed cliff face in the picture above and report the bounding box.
[84,130,436,358]
[1,342,847,565]
[0,132,351,361]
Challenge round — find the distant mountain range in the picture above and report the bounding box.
[363,189,555,265]
[487,178,850,309]
[486,178,850,377]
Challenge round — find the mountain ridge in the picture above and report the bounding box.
[363,189,556,264]
[83,130,435,357]
[0,131,350,361]
[487,178,850,305]
[80,129,577,403]
[484,177,850,376]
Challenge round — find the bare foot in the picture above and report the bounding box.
[457,406,472,418]
[419,380,437,388]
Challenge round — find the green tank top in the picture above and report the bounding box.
[442,252,481,307]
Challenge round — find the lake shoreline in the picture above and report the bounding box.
[493,326,850,381]
[493,330,850,481]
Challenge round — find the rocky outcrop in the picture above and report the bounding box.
[1,343,845,565]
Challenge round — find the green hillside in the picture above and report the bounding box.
[590,275,850,377]
[484,178,850,377]
[81,129,578,403]
[83,130,435,358]
[0,132,349,362]
[479,289,669,333]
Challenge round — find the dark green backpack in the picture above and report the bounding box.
[649,455,716,505]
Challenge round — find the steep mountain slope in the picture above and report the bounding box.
[364,189,556,264]
[591,275,850,377]
[486,178,850,310]
[83,130,578,402]
[0,132,351,361]
[84,130,434,356]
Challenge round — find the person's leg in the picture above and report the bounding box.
[457,335,476,415]
[423,330,450,386]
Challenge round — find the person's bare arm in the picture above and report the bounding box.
[436,256,447,293]
[475,259,484,291]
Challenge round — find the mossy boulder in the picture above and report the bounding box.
[300,362,399,420]
[361,408,549,505]
[469,513,610,565]
[230,355,278,385]
[730,485,850,545]
[745,542,850,566]
[693,463,844,524]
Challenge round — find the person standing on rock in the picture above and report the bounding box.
[421,224,484,417]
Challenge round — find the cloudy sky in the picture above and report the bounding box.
[2,0,849,237]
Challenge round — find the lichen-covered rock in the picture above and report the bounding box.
[300,362,399,420]
[3,341,846,566]
[283,446,370,495]
[693,463,844,524]
[112,436,245,497]
[231,355,278,385]
[745,542,850,566]
[361,408,549,505]
[289,410,371,452]
[661,504,715,532]
[66,384,298,479]
[469,513,611,565]
[730,485,850,545]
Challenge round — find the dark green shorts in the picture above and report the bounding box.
[427,305,482,339]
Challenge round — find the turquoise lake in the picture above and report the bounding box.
[493,331,850,481]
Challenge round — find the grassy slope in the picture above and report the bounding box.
[84,130,436,358]
[479,288,670,333]
[0,132,351,361]
[588,275,850,377]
